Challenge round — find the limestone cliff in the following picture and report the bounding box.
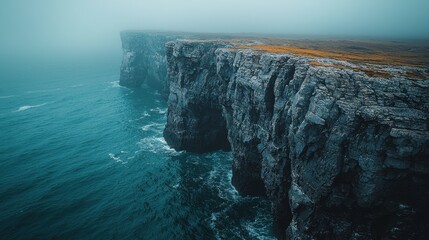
[163,40,232,152]
[120,33,429,239]
[120,31,186,95]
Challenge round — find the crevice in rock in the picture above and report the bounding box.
[265,74,277,116]
[232,164,267,196]
[286,64,296,82]
[231,137,267,196]
[276,164,293,240]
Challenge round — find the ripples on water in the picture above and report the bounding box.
[0,58,274,239]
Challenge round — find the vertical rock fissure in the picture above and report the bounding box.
[265,73,277,116]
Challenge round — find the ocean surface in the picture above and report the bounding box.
[0,53,274,239]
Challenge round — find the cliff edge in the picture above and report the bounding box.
[120,32,429,239]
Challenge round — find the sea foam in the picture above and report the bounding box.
[108,153,127,164]
[15,103,48,112]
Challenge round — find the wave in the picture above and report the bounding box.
[15,103,48,112]
[0,95,16,99]
[70,84,86,88]
[141,123,164,131]
[241,206,276,240]
[210,197,274,240]
[128,112,152,122]
[108,81,129,89]
[108,153,128,164]
[137,136,180,155]
[26,88,62,94]
[207,167,238,201]
[150,107,167,115]
[243,222,276,240]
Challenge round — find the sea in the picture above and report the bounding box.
[0,51,275,239]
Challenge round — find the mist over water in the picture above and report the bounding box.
[1,0,429,56]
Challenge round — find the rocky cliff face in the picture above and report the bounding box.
[163,40,232,152]
[163,40,429,239]
[120,33,429,239]
[120,31,185,95]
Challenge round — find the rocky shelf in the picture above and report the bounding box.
[120,31,429,239]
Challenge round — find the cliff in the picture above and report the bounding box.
[163,40,232,152]
[120,31,188,95]
[120,33,429,239]
[119,31,245,95]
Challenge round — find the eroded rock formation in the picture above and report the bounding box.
[120,31,185,95]
[163,40,231,152]
[120,32,429,239]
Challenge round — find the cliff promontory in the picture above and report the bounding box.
[120,31,429,239]
[120,31,187,95]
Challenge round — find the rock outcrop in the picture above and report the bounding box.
[120,33,429,239]
[163,40,232,152]
[120,31,186,95]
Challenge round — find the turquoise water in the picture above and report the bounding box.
[0,55,274,239]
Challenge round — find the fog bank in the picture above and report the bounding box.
[1,0,428,55]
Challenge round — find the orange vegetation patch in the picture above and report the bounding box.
[238,44,428,68]
[402,70,428,79]
[361,69,392,78]
[309,61,330,67]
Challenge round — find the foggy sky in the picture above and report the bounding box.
[1,0,428,54]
